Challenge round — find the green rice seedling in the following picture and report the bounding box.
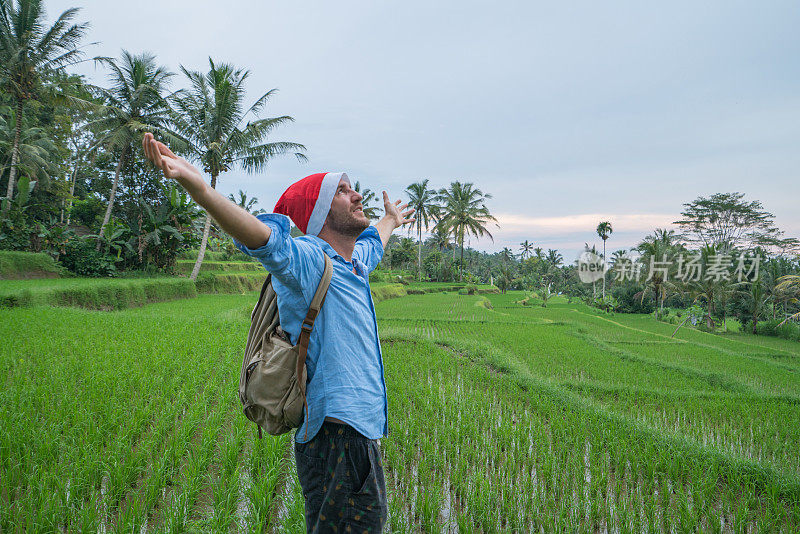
[3,284,799,531]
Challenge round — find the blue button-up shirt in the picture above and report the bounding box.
[234,213,388,443]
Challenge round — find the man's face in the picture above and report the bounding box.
[323,178,369,237]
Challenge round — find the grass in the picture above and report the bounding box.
[174,260,263,275]
[0,250,61,279]
[0,277,197,309]
[2,288,799,531]
[0,271,267,309]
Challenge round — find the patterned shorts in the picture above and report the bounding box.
[294,422,388,533]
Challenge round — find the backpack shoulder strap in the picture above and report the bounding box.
[296,252,333,439]
[296,251,333,395]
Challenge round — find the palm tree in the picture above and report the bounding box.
[682,245,723,329]
[89,51,178,250]
[596,221,613,298]
[171,58,306,280]
[436,181,497,281]
[533,246,544,261]
[635,231,677,313]
[740,277,770,334]
[610,249,628,270]
[542,249,563,288]
[0,0,88,218]
[501,247,515,265]
[228,189,265,216]
[583,242,600,298]
[519,239,533,260]
[429,224,451,253]
[545,248,563,268]
[353,181,378,220]
[774,275,800,326]
[406,179,439,280]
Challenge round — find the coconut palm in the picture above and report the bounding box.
[0,0,88,218]
[353,181,378,220]
[583,242,600,298]
[774,275,800,326]
[406,179,439,280]
[740,278,771,333]
[545,248,563,268]
[681,245,728,329]
[88,51,179,250]
[609,249,629,272]
[429,224,451,253]
[596,221,613,298]
[436,181,497,281]
[634,228,684,313]
[170,58,306,280]
[228,189,266,216]
[519,239,533,260]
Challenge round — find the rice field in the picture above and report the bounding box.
[1,289,798,532]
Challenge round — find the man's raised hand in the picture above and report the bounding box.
[382,191,415,229]
[142,133,206,197]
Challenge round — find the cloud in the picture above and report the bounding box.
[494,213,678,234]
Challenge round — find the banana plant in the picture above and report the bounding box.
[0,175,36,216]
[84,216,134,261]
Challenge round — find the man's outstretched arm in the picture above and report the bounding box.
[142,133,271,250]
[374,191,415,248]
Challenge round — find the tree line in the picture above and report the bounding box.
[0,0,305,278]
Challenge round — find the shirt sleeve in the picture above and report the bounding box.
[233,213,323,299]
[352,226,385,274]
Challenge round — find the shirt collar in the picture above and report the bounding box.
[303,234,367,276]
[304,234,350,263]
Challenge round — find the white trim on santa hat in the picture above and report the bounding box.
[306,172,349,236]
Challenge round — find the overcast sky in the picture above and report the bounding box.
[53,0,800,260]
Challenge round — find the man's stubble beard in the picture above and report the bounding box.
[325,208,370,238]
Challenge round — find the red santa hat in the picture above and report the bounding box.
[273,172,349,236]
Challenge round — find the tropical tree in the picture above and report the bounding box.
[740,277,771,333]
[170,58,306,280]
[501,246,515,265]
[681,245,724,329]
[436,181,497,281]
[429,224,450,253]
[351,181,378,221]
[0,0,88,218]
[774,274,800,325]
[519,239,533,260]
[583,242,600,298]
[406,178,439,280]
[228,189,265,216]
[0,111,59,197]
[545,248,563,268]
[130,182,201,269]
[635,230,677,313]
[673,192,798,254]
[389,236,416,271]
[88,51,178,250]
[597,221,613,298]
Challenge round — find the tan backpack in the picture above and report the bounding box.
[239,252,332,439]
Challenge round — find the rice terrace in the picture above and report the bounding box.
[2,274,800,532]
[3,0,800,532]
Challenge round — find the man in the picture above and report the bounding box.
[142,133,414,533]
